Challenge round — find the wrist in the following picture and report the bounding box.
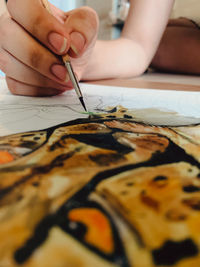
[82,38,147,81]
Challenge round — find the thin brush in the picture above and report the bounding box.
[42,0,87,111]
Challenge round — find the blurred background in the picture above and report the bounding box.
[49,0,130,40]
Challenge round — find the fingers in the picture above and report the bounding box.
[64,7,99,57]
[7,0,69,55]
[6,77,68,97]
[0,13,72,96]
[0,48,71,91]
[7,0,99,58]
[1,15,69,85]
[3,0,99,96]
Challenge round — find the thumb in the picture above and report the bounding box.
[64,7,99,57]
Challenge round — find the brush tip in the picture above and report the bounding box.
[79,97,87,112]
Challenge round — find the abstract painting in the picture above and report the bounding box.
[1,106,200,267]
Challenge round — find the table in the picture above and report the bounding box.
[88,72,200,91]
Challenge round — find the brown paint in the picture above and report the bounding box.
[29,48,43,70]
[140,191,160,211]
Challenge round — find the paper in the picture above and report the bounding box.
[1,106,200,266]
[1,79,200,266]
[1,79,200,136]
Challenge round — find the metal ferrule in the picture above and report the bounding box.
[64,61,82,98]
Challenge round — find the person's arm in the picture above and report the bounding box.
[82,0,174,80]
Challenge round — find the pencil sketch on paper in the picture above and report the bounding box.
[1,87,200,137]
[0,88,126,136]
[1,106,200,267]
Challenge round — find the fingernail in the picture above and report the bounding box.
[51,64,69,83]
[70,32,85,55]
[48,32,67,53]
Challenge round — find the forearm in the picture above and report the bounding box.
[82,0,174,81]
[82,37,147,80]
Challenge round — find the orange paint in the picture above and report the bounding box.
[68,208,114,254]
[0,151,14,164]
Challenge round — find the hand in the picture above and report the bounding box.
[0,0,99,96]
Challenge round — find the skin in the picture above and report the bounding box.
[0,0,99,96]
[83,0,174,80]
[2,0,199,96]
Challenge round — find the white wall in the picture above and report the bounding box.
[49,0,85,11]
[85,0,116,40]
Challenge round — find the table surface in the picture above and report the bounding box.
[1,72,200,91]
[88,72,200,91]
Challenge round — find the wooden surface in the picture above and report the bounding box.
[1,72,200,91]
[87,72,200,91]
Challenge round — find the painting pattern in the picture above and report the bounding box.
[1,107,200,266]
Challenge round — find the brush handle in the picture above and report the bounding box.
[41,0,87,111]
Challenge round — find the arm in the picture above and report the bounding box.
[82,0,174,80]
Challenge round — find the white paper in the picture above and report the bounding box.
[1,79,200,136]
